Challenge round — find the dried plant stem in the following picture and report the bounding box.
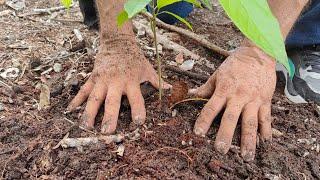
[151,3,162,103]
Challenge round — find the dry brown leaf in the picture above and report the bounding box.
[175,52,184,64]
[39,83,50,110]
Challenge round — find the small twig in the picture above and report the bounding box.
[153,146,193,165]
[64,117,96,135]
[1,160,8,179]
[165,65,209,81]
[170,98,209,109]
[142,12,231,57]
[51,18,83,23]
[133,19,201,60]
[33,4,74,14]
[0,80,12,90]
[73,29,84,42]
[0,148,16,156]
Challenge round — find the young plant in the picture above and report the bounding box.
[118,0,201,101]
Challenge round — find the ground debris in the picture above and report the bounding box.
[57,134,124,151]
[39,83,50,110]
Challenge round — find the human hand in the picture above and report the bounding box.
[190,46,276,161]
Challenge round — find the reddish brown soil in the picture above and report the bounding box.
[1,1,320,179]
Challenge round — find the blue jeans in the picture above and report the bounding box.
[286,1,320,48]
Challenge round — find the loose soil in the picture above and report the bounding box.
[0,1,320,179]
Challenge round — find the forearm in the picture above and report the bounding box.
[96,0,136,49]
[242,0,309,48]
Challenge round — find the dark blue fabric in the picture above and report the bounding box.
[147,1,193,25]
[286,1,320,48]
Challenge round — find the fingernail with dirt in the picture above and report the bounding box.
[67,104,74,111]
[194,127,205,137]
[242,150,254,162]
[215,141,229,154]
[188,88,197,95]
[134,116,145,125]
[101,123,109,134]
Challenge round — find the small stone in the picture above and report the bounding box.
[8,98,13,104]
[0,103,4,111]
[116,145,125,157]
[303,151,310,157]
[179,60,194,71]
[53,63,62,73]
[272,128,283,138]
[181,140,187,146]
[265,174,280,180]
[171,109,177,117]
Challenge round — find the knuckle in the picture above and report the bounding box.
[88,95,103,102]
[225,113,237,123]
[245,118,258,128]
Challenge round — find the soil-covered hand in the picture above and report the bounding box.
[189,46,277,161]
[68,42,171,134]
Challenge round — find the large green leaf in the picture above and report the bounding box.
[219,0,293,76]
[124,0,152,18]
[157,0,201,10]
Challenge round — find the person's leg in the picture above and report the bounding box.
[286,1,320,48]
[79,0,99,29]
[79,0,194,28]
[147,1,194,25]
[280,0,320,105]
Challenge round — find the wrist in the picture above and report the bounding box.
[232,45,276,69]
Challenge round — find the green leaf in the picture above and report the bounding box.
[162,11,193,30]
[219,0,293,76]
[124,0,152,18]
[60,0,72,9]
[157,0,201,10]
[117,10,129,27]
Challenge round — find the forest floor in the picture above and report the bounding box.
[0,0,320,179]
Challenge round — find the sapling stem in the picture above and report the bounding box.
[150,1,162,102]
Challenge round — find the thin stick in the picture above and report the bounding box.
[153,146,193,164]
[151,5,162,102]
[142,12,231,57]
[63,117,96,135]
[33,4,74,14]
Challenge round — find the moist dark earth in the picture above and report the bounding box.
[1,1,320,179]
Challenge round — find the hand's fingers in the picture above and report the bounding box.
[193,94,226,136]
[214,100,244,154]
[188,74,216,98]
[146,69,172,90]
[81,84,107,129]
[258,103,272,141]
[67,79,94,111]
[126,85,146,125]
[101,86,123,134]
[241,102,259,162]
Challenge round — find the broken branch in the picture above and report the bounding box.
[142,12,231,57]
